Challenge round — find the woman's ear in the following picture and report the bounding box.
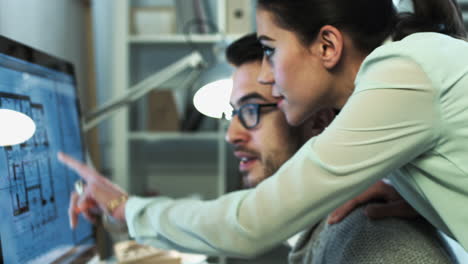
[314,25,344,70]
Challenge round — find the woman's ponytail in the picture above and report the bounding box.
[393,0,466,41]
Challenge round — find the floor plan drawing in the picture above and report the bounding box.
[1,92,57,233]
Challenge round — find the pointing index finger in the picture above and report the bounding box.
[57,152,93,182]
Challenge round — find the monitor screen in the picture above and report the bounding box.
[0,35,94,264]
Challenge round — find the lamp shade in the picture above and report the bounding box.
[193,78,233,119]
[193,58,233,119]
[0,109,36,146]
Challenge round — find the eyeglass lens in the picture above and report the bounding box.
[240,104,259,128]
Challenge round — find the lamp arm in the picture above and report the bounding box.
[83,51,205,132]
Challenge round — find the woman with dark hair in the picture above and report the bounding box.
[254,0,468,252]
[60,0,468,259]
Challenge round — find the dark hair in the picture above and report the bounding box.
[257,0,466,54]
[226,33,264,67]
[393,0,466,41]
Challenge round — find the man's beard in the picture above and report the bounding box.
[238,126,302,189]
[241,153,285,188]
[263,155,284,182]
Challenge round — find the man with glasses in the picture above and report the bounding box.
[61,33,457,263]
[224,34,334,190]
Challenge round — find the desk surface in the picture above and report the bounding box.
[87,255,212,264]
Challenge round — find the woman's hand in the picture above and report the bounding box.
[328,180,420,224]
[58,152,128,229]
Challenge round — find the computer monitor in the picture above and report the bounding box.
[0,35,94,264]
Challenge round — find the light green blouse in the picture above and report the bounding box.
[126,33,468,257]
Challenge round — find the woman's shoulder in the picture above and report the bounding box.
[356,33,468,92]
[366,32,467,63]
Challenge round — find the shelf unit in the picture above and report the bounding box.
[111,0,238,196]
[461,0,468,28]
[109,1,255,263]
[129,34,224,43]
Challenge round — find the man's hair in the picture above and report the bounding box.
[226,33,264,67]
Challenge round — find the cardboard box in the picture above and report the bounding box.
[146,90,180,132]
[131,7,176,35]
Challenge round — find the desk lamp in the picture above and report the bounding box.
[83,51,205,131]
[192,40,234,120]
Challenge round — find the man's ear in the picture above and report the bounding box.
[313,25,344,70]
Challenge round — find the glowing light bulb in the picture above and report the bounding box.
[0,109,36,146]
[193,78,233,119]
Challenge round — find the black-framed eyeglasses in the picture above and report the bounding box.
[231,103,277,129]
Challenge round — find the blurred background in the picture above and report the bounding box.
[0,0,467,263]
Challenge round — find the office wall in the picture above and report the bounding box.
[0,0,88,106]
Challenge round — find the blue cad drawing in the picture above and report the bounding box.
[1,92,57,233]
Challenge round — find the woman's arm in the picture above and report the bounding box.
[126,56,439,257]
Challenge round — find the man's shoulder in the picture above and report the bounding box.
[289,205,455,264]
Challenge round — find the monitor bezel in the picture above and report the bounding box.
[0,34,94,263]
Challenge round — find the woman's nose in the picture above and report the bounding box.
[258,57,275,85]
